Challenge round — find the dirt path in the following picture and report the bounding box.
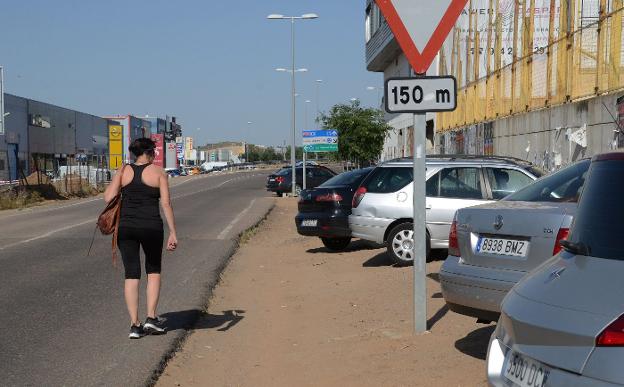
[157,198,492,387]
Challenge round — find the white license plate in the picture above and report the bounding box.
[504,350,550,387]
[476,237,529,257]
[301,219,317,227]
[269,178,275,182]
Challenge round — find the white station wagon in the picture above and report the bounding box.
[348,156,544,265]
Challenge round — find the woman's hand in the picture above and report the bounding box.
[166,234,178,251]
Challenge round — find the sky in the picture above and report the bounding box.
[0,0,382,147]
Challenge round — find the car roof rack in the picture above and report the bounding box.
[383,154,535,166]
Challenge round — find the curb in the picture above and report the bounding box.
[144,201,276,387]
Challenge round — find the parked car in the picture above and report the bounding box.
[266,166,337,196]
[487,153,624,387]
[349,156,543,265]
[440,159,590,322]
[295,167,374,251]
[165,168,181,178]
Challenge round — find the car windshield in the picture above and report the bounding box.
[569,159,624,260]
[504,159,590,202]
[276,168,291,176]
[320,168,372,187]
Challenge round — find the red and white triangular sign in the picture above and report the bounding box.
[375,0,468,74]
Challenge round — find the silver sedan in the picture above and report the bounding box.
[487,153,624,387]
[440,159,590,322]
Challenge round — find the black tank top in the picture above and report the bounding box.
[119,164,163,230]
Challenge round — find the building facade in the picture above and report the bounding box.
[366,0,624,172]
[1,93,109,181]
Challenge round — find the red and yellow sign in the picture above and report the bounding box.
[109,125,123,169]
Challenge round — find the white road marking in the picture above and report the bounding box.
[0,172,261,249]
[0,197,103,220]
[217,199,257,240]
[0,218,97,250]
[172,178,235,200]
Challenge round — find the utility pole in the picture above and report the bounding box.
[0,66,5,136]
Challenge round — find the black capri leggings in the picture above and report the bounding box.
[118,227,164,279]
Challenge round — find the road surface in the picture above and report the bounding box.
[0,171,274,386]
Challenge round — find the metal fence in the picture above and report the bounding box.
[438,0,624,131]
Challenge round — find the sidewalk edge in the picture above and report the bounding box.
[144,200,276,387]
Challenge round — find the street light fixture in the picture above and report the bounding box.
[275,68,308,73]
[268,12,319,196]
[246,121,253,162]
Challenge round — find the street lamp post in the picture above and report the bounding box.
[0,66,5,136]
[268,13,318,196]
[315,79,323,121]
[303,99,311,190]
[246,121,252,163]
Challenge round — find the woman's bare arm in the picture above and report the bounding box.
[159,171,178,250]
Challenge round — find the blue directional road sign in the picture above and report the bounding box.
[302,129,338,153]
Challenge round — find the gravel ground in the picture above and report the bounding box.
[157,198,492,387]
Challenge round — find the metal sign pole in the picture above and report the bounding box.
[303,151,307,190]
[413,112,428,334]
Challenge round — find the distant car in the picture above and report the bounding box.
[178,167,188,176]
[266,166,337,196]
[295,167,374,251]
[165,168,181,178]
[487,153,624,387]
[349,156,543,265]
[440,159,590,322]
[295,161,319,167]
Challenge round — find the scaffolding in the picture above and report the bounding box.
[438,0,624,131]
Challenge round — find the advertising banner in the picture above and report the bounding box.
[150,134,165,167]
[108,124,123,169]
[175,137,185,161]
[166,143,177,169]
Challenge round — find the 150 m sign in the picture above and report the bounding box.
[384,76,457,113]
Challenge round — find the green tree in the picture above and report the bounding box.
[285,146,304,161]
[319,100,390,166]
[246,145,281,162]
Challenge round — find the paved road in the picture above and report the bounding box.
[0,171,274,386]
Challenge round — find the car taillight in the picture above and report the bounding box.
[352,187,367,208]
[597,314,624,346]
[275,176,285,183]
[316,193,343,202]
[448,219,461,257]
[552,228,570,255]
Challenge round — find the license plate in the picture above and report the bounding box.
[504,350,550,387]
[301,219,317,227]
[269,178,275,182]
[476,237,529,257]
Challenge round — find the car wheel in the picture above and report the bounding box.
[321,237,351,251]
[386,223,431,266]
[294,185,302,196]
[276,191,283,197]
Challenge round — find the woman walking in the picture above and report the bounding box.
[104,138,178,339]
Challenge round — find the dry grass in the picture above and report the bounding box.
[0,189,44,210]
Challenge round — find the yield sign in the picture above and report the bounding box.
[375,0,468,74]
